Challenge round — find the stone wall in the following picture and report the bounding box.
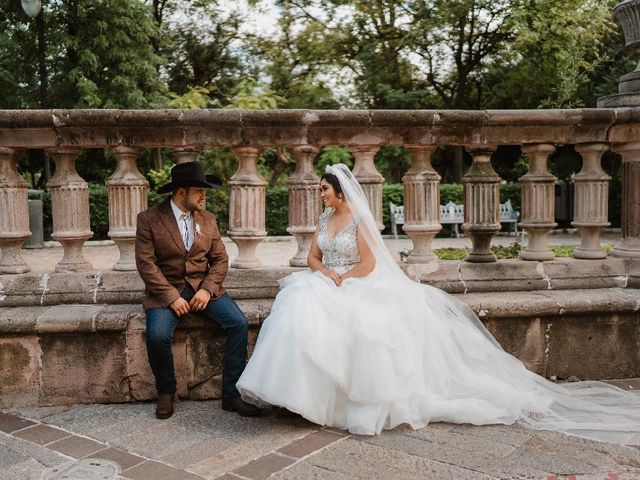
[2,259,639,408]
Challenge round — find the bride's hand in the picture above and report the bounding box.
[322,268,342,286]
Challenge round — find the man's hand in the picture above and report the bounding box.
[170,297,191,317]
[189,289,212,312]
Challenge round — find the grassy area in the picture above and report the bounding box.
[428,242,614,261]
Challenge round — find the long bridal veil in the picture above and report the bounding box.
[326,162,640,443]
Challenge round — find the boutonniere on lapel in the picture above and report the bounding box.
[195,223,202,236]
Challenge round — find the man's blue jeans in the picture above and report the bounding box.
[145,286,248,400]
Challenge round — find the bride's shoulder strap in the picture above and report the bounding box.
[318,208,332,226]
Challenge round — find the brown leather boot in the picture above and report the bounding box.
[155,393,175,419]
[221,397,262,417]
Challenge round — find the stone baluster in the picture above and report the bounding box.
[0,148,30,273]
[519,144,558,261]
[462,146,500,263]
[287,145,321,267]
[572,143,611,259]
[171,147,200,164]
[350,146,384,231]
[402,146,441,263]
[228,147,267,268]
[107,146,148,271]
[46,149,93,272]
[611,143,640,258]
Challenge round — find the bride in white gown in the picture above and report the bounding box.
[236,163,640,438]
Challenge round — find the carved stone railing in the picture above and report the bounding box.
[1,108,639,273]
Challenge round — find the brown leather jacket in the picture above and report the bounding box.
[135,199,228,310]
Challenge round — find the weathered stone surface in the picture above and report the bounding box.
[36,305,103,333]
[544,258,628,290]
[458,259,548,291]
[0,336,41,407]
[546,313,639,380]
[483,317,546,374]
[0,306,40,333]
[93,304,142,331]
[185,329,224,400]
[4,107,640,151]
[40,332,130,404]
[1,259,637,308]
[309,437,494,479]
[124,330,159,401]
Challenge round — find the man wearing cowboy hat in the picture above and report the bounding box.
[135,161,260,419]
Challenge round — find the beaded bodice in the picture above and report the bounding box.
[317,208,360,271]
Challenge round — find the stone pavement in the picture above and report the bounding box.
[3,397,640,480]
[20,232,621,272]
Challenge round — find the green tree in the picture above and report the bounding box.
[49,0,165,108]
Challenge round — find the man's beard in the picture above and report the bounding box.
[184,199,204,212]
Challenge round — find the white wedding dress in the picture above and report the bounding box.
[237,164,640,438]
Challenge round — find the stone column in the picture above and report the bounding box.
[519,144,558,261]
[612,143,640,258]
[402,146,441,263]
[572,143,611,259]
[462,146,500,263]
[351,146,384,231]
[228,147,267,268]
[287,145,321,267]
[107,146,149,271]
[0,148,30,273]
[46,149,93,272]
[171,147,199,164]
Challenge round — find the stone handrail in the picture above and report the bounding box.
[1,108,640,273]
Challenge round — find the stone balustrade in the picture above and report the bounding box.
[1,108,640,273]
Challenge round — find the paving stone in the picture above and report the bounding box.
[84,408,166,445]
[277,430,344,458]
[309,438,497,479]
[480,443,597,477]
[0,441,29,468]
[232,453,296,480]
[447,423,533,447]
[13,424,71,445]
[158,435,236,469]
[48,434,106,458]
[11,405,72,421]
[5,457,52,480]
[0,412,35,433]
[189,426,313,479]
[270,462,355,479]
[361,427,514,471]
[167,400,289,441]
[0,431,69,468]
[87,447,146,471]
[123,460,204,480]
[109,423,214,460]
[42,404,149,434]
[568,470,640,480]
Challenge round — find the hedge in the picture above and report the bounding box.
[40,181,533,240]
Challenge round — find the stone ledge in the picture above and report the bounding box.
[1,258,637,307]
[0,289,637,334]
[0,299,271,334]
[2,107,640,148]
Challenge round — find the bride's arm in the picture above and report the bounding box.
[340,228,375,280]
[307,227,342,286]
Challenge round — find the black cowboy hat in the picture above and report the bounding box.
[157,161,223,194]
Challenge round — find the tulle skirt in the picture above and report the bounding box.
[237,268,640,439]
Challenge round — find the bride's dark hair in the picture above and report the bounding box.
[320,172,344,197]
